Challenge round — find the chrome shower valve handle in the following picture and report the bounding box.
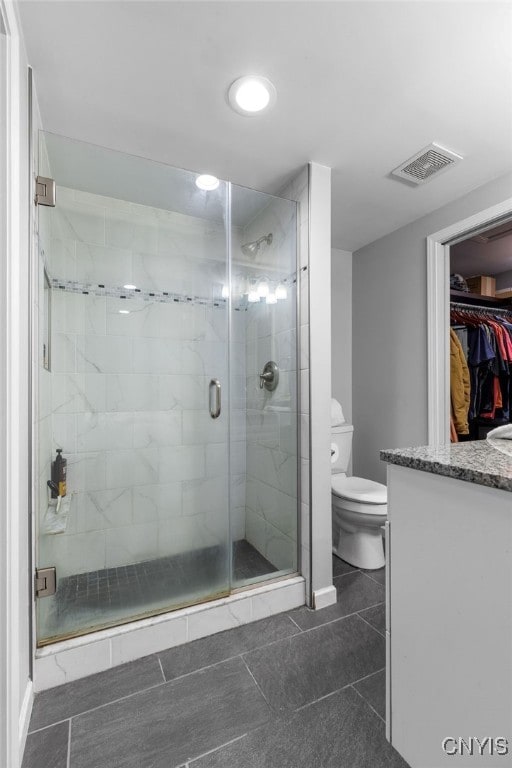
[259,361,279,391]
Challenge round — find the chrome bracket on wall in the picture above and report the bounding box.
[35,567,56,598]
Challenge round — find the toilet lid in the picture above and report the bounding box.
[331,475,387,504]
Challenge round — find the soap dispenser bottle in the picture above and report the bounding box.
[51,449,67,499]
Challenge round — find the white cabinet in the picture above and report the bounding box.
[386,464,512,768]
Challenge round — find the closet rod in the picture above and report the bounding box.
[450,301,512,316]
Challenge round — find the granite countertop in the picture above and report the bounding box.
[380,439,512,492]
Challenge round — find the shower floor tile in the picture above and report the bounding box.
[25,556,408,768]
[41,540,277,641]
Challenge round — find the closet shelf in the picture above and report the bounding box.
[450,289,512,307]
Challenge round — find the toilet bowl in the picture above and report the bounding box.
[331,425,387,570]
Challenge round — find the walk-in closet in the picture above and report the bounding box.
[450,221,512,440]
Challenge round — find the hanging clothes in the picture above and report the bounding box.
[452,325,468,359]
[450,328,470,435]
[450,303,512,439]
[467,324,496,419]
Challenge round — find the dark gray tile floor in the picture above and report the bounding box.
[24,556,409,768]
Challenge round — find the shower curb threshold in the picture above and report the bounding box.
[33,575,306,692]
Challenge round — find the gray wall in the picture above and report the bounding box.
[331,248,352,426]
[352,171,512,484]
[496,269,512,290]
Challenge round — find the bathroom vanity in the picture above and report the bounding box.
[381,441,512,768]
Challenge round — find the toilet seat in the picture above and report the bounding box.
[331,475,387,506]
[332,496,387,517]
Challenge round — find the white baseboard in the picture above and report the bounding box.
[19,679,33,760]
[312,585,337,610]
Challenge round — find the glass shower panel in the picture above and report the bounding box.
[36,132,231,644]
[230,185,298,587]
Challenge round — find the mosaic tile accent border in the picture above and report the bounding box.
[48,266,305,311]
[50,277,230,310]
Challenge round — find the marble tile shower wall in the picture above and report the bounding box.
[39,187,246,578]
[242,196,300,572]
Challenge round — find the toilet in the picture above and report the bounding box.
[331,424,387,569]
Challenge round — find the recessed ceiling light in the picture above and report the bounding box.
[228,76,277,117]
[196,174,220,191]
[123,284,136,290]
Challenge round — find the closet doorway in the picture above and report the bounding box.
[426,198,512,446]
[449,222,512,442]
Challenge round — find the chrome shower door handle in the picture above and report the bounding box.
[209,379,221,419]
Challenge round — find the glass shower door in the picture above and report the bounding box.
[229,185,299,588]
[35,132,231,644]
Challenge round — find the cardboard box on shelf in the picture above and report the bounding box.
[465,275,496,297]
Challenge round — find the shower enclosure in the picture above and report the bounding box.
[35,132,299,645]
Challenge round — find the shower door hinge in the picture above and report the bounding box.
[35,176,56,207]
[35,567,56,598]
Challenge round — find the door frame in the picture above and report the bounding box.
[427,197,512,446]
[0,2,33,766]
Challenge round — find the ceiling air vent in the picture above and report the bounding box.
[391,143,463,186]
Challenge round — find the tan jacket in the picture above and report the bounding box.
[450,329,470,435]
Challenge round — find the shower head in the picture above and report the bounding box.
[241,233,273,258]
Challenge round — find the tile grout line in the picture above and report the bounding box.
[333,570,385,591]
[66,719,72,768]
[360,570,386,587]
[286,614,304,631]
[187,732,248,764]
[294,685,349,712]
[294,601,386,633]
[351,666,386,687]
[158,656,166,682]
[351,683,386,724]
[156,622,306,686]
[28,680,169,735]
[356,611,386,638]
[332,568,361,581]
[293,666,386,714]
[240,655,273,710]
[28,717,73,737]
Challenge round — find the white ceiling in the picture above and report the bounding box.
[19,1,512,252]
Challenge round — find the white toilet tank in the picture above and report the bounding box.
[331,424,354,474]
